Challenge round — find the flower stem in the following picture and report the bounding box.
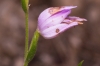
[24,60,28,66]
[24,12,29,66]
[21,0,29,66]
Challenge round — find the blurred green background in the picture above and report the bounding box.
[0,0,100,66]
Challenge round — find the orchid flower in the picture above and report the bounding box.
[38,6,87,39]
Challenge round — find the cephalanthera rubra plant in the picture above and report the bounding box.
[21,0,87,66]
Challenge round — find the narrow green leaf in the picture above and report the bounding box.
[21,0,29,13]
[78,60,84,66]
[25,30,39,62]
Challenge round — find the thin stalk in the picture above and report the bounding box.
[24,12,29,66]
[24,61,28,66]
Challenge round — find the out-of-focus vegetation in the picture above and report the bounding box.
[0,0,100,66]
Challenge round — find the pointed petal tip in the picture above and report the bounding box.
[70,6,77,8]
[64,6,77,9]
[83,19,87,21]
[68,16,87,22]
[79,18,87,21]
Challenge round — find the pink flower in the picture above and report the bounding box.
[38,6,87,39]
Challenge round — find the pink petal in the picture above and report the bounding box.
[38,6,77,28]
[60,6,77,11]
[67,16,87,21]
[38,8,51,26]
[40,22,78,39]
[40,10,71,30]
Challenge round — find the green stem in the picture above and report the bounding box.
[21,0,29,66]
[24,12,29,66]
[24,61,28,66]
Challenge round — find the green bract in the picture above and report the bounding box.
[21,0,29,13]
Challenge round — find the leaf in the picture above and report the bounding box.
[78,60,84,66]
[25,30,39,62]
[21,0,29,13]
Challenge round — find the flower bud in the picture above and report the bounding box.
[38,6,87,39]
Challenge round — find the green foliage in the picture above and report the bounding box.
[25,30,39,62]
[21,0,29,61]
[21,0,40,66]
[78,60,84,66]
[21,0,29,13]
[24,13,29,61]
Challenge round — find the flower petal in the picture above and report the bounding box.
[38,8,51,26]
[39,10,71,31]
[40,22,78,39]
[60,6,77,11]
[67,16,87,21]
[38,6,77,29]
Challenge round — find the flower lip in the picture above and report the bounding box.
[67,16,87,21]
[62,16,87,25]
